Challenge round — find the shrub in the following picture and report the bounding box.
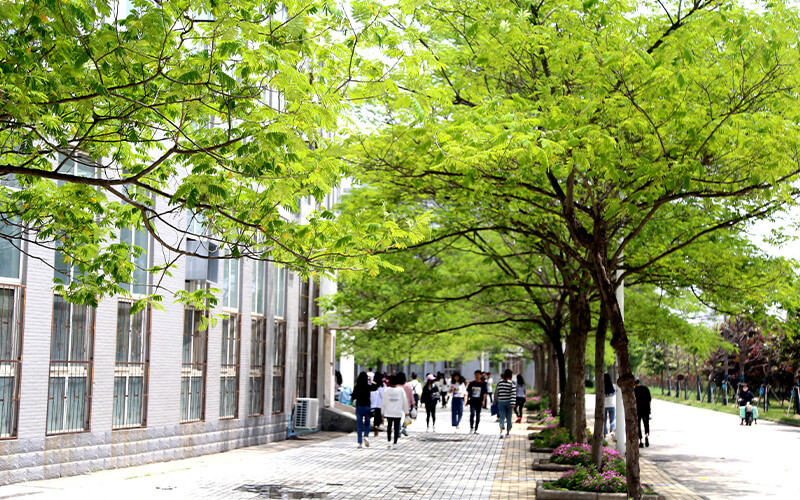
[524,395,550,412]
[534,426,572,448]
[545,466,592,491]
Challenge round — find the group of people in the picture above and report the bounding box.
[351,367,528,448]
[603,374,653,448]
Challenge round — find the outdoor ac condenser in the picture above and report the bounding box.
[293,398,320,429]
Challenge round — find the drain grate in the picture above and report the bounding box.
[236,483,328,499]
[417,436,467,443]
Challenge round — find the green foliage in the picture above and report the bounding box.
[0,0,425,307]
[534,426,572,449]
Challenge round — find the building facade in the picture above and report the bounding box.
[0,193,338,485]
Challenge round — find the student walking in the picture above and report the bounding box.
[485,372,495,408]
[495,369,515,438]
[603,373,616,438]
[467,370,487,433]
[438,373,450,408]
[371,372,386,437]
[450,374,467,430]
[421,375,440,431]
[381,375,409,449]
[352,371,378,448]
[514,374,526,423]
[634,377,652,448]
[409,373,423,406]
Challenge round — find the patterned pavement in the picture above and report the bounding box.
[0,407,703,499]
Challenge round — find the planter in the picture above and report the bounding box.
[535,481,665,500]
[529,444,555,453]
[527,424,548,431]
[528,432,544,440]
[532,458,575,472]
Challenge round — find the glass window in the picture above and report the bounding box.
[0,223,21,280]
[251,260,265,316]
[120,227,149,294]
[219,314,240,419]
[56,153,95,185]
[272,319,286,414]
[0,285,24,439]
[221,256,239,310]
[273,266,286,319]
[113,301,149,429]
[248,316,267,416]
[296,278,309,398]
[180,308,207,423]
[47,295,94,434]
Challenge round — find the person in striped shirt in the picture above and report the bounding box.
[495,369,516,438]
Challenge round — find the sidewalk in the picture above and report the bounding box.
[0,407,703,499]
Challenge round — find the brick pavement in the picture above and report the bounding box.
[0,408,703,500]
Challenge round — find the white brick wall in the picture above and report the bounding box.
[0,196,338,486]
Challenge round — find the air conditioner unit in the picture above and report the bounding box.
[294,398,320,430]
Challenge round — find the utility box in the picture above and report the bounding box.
[294,398,320,430]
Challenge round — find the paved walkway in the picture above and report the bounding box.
[0,405,703,499]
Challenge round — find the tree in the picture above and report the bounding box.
[0,0,425,308]
[347,0,800,496]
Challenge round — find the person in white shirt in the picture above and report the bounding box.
[438,373,451,408]
[450,373,467,430]
[371,372,386,437]
[409,373,423,406]
[381,374,409,449]
[603,373,616,438]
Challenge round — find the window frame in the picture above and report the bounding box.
[219,312,241,420]
[180,307,208,424]
[0,284,24,440]
[46,294,96,435]
[112,299,150,430]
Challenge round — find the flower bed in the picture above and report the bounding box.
[524,395,550,412]
[532,425,572,449]
[536,478,664,499]
[550,443,624,472]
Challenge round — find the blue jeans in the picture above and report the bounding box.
[356,406,371,443]
[498,401,513,431]
[604,407,616,435]
[451,397,464,426]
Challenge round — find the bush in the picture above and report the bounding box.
[534,426,572,448]
[524,395,550,412]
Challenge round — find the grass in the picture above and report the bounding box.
[652,392,800,426]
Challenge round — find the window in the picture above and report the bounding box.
[47,295,95,434]
[219,314,240,419]
[0,223,21,280]
[181,308,207,423]
[113,301,149,429]
[248,259,267,416]
[220,256,239,309]
[296,278,310,398]
[120,228,148,294]
[249,316,267,416]
[272,319,286,414]
[0,285,24,439]
[309,280,321,399]
[252,259,266,316]
[56,153,95,182]
[272,266,287,414]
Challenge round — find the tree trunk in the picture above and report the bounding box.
[535,345,546,394]
[566,290,590,443]
[547,342,560,417]
[592,310,608,471]
[590,259,641,499]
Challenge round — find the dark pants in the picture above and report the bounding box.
[441,393,449,408]
[469,402,481,430]
[638,415,650,439]
[386,417,401,444]
[425,403,436,426]
[515,397,526,418]
[356,406,371,444]
[372,408,382,429]
[451,397,464,426]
